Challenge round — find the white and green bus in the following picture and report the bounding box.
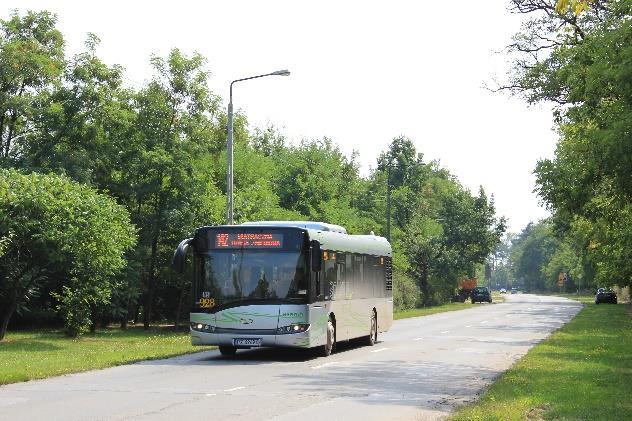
[173,221,393,356]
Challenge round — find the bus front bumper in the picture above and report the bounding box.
[191,329,312,348]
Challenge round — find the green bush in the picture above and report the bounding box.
[0,169,137,339]
[393,272,421,310]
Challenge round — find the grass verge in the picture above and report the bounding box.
[0,326,212,385]
[394,292,505,320]
[450,300,632,420]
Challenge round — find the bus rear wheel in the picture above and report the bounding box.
[219,345,237,356]
[365,311,377,346]
[321,318,335,357]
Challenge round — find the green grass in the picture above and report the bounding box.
[394,293,505,320]
[0,326,212,385]
[450,301,632,420]
[543,292,596,305]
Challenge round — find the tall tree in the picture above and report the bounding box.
[129,49,224,328]
[0,11,64,163]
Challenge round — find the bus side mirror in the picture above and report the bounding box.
[310,240,322,272]
[172,238,193,273]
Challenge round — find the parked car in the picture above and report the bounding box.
[471,286,492,304]
[510,288,517,294]
[595,288,617,304]
[500,288,507,294]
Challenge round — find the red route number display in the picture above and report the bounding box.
[214,232,283,249]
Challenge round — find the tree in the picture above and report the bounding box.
[127,49,225,328]
[376,137,505,305]
[20,33,133,185]
[0,11,64,163]
[506,0,632,288]
[0,169,136,339]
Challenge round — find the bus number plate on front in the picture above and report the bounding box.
[233,338,262,347]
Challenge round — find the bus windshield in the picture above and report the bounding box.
[195,250,308,309]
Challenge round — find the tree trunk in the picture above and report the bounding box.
[0,300,17,341]
[420,261,430,307]
[174,282,186,332]
[0,111,6,159]
[143,236,159,330]
[132,303,140,325]
[120,295,132,329]
[5,111,17,158]
[143,189,165,330]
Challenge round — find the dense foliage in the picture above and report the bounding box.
[503,0,631,290]
[0,169,136,339]
[0,10,505,337]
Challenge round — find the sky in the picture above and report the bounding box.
[4,0,556,233]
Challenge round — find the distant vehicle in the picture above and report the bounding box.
[172,221,394,357]
[471,286,492,304]
[511,288,517,294]
[500,288,507,294]
[453,278,477,302]
[595,288,617,304]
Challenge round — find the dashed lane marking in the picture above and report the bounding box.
[370,348,389,353]
[311,362,338,370]
[224,387,245,392]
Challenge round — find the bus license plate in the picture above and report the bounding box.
[233,338,262,347]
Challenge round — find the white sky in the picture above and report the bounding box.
[4,0,556,233]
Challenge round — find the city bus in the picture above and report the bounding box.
[172,221,393,356]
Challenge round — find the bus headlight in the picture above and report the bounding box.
[190,322,215,332]
[277,324,310,334]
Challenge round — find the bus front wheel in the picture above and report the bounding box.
[322,318,335,357]
[219,345,237,356]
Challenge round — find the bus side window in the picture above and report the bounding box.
[322,254,336,300]
[364,255,374,298]
[351,253,362,298]
[384,256,391,296]
[314,270,321,300]
[336,253,346,300]
[312,257,324,301]
[345,253,353,299]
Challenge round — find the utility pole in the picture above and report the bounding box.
[386,164,391,241]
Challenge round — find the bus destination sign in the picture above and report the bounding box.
[214,232,283,249]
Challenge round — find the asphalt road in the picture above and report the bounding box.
[0,294,582,421]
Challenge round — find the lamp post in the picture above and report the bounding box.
[386,165,392,241]
[226,69,290,225]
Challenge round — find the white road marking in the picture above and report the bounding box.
[441,331,449,334]
[481,321,489,324]
[465,325,471,328]
[413,337,424,341]
[224,387,245,392]
[370,347,389,353]
[311,362,338,370]
[205,393,217,397]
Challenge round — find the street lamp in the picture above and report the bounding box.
[226,69,290,225]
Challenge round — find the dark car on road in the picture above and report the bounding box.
[595,288,617,304]
[471,286,492,304]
